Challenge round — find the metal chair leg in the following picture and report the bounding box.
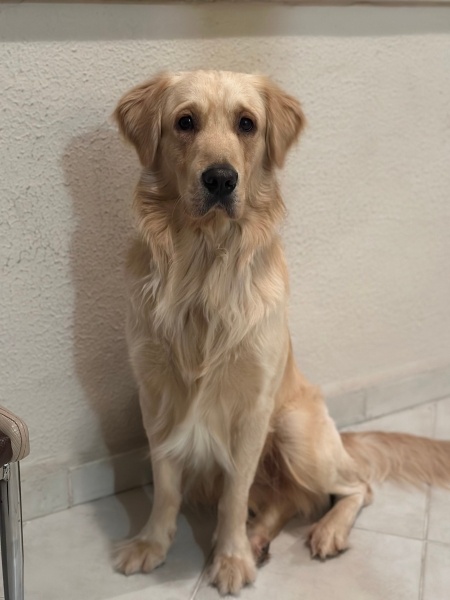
[0,462,24,600]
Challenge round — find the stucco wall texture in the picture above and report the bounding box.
[1,3,450,474]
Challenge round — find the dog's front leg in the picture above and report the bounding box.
[114,448,182,575]
[114,386,183,575]
[209,401,272,595]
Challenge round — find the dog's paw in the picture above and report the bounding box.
[308,521,349,560]
[209,554,257,596]
[113,538,166,575]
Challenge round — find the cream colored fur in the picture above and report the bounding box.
[112,70,450,595]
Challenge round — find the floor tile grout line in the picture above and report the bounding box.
[423,484,432,541]
[419,539,428,600]
[424,538,450,548]
[189,549,214,600]
[423,404,437,544]
[418,401,437,600]
[353,524,425,542]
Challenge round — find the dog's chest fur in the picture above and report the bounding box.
[128,226,287,472]
[135,226,285,375]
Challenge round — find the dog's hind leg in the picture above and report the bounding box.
[273,385,373,560]
[308,482,373,559]
[247,484,298,565]
[247,482,331,565]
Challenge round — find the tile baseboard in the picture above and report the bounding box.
[324,361,450,427]
[21,361,450,521]
[21,447,152,522]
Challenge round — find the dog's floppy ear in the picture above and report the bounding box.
[259,77,306,169]
[113,73,171,169]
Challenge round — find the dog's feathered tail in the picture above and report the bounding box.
[341,431,450,487]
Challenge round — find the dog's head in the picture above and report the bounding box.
[114,71,305,221]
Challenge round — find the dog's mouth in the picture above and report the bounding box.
[202,194,237,219]
[187,190,238,220]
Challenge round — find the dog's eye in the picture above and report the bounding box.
[178,115,194,131]
[239,117,254,133]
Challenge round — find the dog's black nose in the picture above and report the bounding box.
[201,165,238,197]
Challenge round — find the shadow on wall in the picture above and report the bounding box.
[62,125,146,464]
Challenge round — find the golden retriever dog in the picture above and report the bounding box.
[112,70,450,595]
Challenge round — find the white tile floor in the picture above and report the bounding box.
[6,397,450,600]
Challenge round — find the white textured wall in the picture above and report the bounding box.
[1,3,450,475]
